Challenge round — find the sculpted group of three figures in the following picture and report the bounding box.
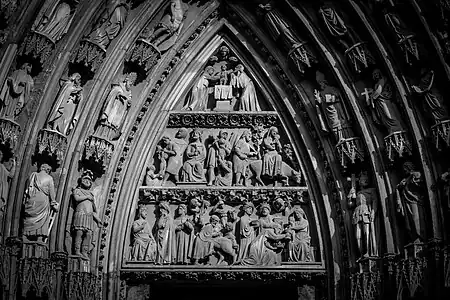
[147,127,302,187]
[130,200,313,266]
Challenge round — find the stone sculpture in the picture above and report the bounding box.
[0,63,34,120]
[236,201,256,263]
[0,151,15,216]
[261,126,283,180]
[396,162,426,244]
[286,207,312,262]
[23,164,59,243]
[35,1,75,42]
[181,129,206,183]
[156,136,176,179]
[232,130,258,186]
[173,204,194,264]
[347,172,378,258]
[161,128,188,185]
[71,170,103,259]
[206,130,232,186]
[97,72,136,140]
[86,0,129,50]
[314,71,353,142]
[183,66,218,111]
[130,205,156,261]
[47,73,83,135]
[154,201,175,264]
[147,0,186,51]
[231,64,261,112]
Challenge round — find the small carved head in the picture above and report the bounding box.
[267,126,279,138]
[220,64,227,71]
[39,163,52,174]
[218,130,228,140]
[205,66,215,76]
[241,129,251,142]
[259,203,271,216]
[358,171,370,187]
[21,62,32,73]
[161,135,171,145]
[234,64,244,73]
[219,45,230,57]
[272,198,286,213]
[177,204,187,216]
[158,201,170,216]
[292,207,307,221]
[138,205,148,218]
[125,72,137,88]
[80,170,94,188]
[175,127,188,139]
[315,71,327,88]
[210,214,220,225]
[372,69,382,81]
[243,202,255,215]
[190,128,202,141]
[70,73,82,85]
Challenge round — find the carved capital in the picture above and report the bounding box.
[70,39,106,73]
[37,129,67,162]
[384,131,412,162]
[0,117,21,152]
[18,31,55,66]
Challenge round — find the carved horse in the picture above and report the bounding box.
[248,160,302,186]
[212,236,238,265]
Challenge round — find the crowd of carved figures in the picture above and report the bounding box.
[129,199,313,266]
[147,126,302,188]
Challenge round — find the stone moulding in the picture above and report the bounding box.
[120,270,327,283]
[167,111,281,128]
[139,186,309,204]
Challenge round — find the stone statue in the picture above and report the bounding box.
[206,130,232,186]
[35,1,75,42]
[231,64,261,111]
[97,72,136,140]
[181,129,206,183]
[241,203,290,266]
[155,136,176,179]
[173,204,194,264]
[0,63,34,120]
[315,71,353,142]
[411,69,449,124]
[214,154,233,187]
[147,0,187,51]
[261,127,283,179]
[183,66,217,111]
[130,205,156,261]
[161,128,188,185]
[365,69,403,134]
[71,170,103,259]
[236,202,256,263]
[154,201,175,264]
[232,130,258,186]
[144,166,159,186]
[23,164,59,243]
[396,162,426,244]
[87,0,129,49]
[347,172,378,258]
[0,151,15,216]
[285,208,312,262]
[47,73,83,136]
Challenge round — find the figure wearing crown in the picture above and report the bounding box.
[97,72,137,140]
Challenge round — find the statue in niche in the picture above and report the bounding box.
[71,170,103,259]
[206,130,232,186]
[156,136,176,179]
[241,203,290,266]
[257,2,316,73]
[47,73,83,136]
[161,128,188,185]
[97,72,136,140]
[35,1,76,42]
[396,162,426,244]
[315,71,354,142]
[231,64,261,112]
[173,204,194,264]
[411,69,449,124]
[384,11,420,64]
[365,69,403,134]
[232,130,258,186]
[130,205,156,261]
[347,171,378,258]
[0,63,34,120]
[86,0,130,50]
[0,150,15,216]
[285,207,312,262]
[154,201,175,264]
[319,4,358,50]
[261,126,283,180]
[183,66,218,111]
[23,164,59,243]
[180,129,206,183]
[236,201,256,263]
[146,0,187,51]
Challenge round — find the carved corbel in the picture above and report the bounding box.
[70,39,107,73]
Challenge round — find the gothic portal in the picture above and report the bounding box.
[0,0,449,299]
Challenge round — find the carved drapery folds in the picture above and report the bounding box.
[18,1,80,66]
[126,0,188,74]
[257,2,317,75]
[318,4,375,74]
[70,0,130,72]
[82,72,136,169]
[314,71,364,169]
[131,187,314,268]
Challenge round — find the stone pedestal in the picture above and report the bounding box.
[288,42,316,74]
[126,38,161,73]
[335,137,364,169]
[384,130,412,162]
[84,134,114,169]
[431,119,450,151]
[214,100,233,111]
[37,128,67,162]
[18,30,55,65]
[0,117,20,151]
[70,39,106,72]
[344,42,373,74]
